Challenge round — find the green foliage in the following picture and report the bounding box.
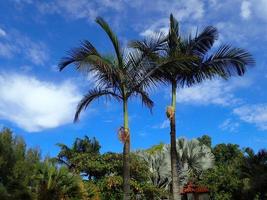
[145,142,165,155]
[1,127,266,200]
[193,142,267,200]
[0,128,40,200]
[33,161,84,200]
[197,135,212,148]
[241,148,267,199]
[199,164,243,199]
[83,181,101,200]
[213,143,244,165]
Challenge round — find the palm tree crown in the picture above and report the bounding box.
[59,17,155,122]
[131,14,255,87]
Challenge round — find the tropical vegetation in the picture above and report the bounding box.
[0,10,259,199]
[57,14,254,200]
[0,128,266,200]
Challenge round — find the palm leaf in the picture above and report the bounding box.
[96,17,123,67]
[132,88,154,112]
[202,44,255,77]
[168,13,180,54]
[59,40,100,71]
[185,26,218,58]
[74,88,122,122]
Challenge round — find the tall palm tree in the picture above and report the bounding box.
[131,14,254,200]
[58,17,159,200]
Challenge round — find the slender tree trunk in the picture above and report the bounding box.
[123,100,131,200]
[170,82,181,200]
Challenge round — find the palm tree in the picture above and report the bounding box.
[34,161,83,200]
[137,149,171,191]
[58,17,158,200]
[131,14,254,200]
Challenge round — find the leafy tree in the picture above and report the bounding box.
[0,128,40,200]
[213,143,244,165]
[57,136,100,174]
[131,14,254,200]
[59,17,158,200]
[197,135,212,148]
[200,164,243,200]
[200,143,245,199]
[241,148,267,199]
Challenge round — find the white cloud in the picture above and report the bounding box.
[0,28,6,37]
[219,118,240,132]
[241,1,251,19]
[176,79,244,106]
[233,104,267,130]
[0,73,82,132]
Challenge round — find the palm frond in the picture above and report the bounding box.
[132,88,154,112]
[129,32,167,59]
[168,13,180,54]
[202,44,255,77]
[185,26,218,57]
[74,88,122,122]
[59,40,121,88]
[96,17,123,67]
[59,40,100,71]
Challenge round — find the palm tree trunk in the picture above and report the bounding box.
[170,82,181,200]
[123,99,131,200]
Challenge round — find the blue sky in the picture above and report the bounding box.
[0,0,267,157]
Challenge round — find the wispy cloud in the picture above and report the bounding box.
[0,72,81,132]
[138,0,204,37]
[175,78,251,107]
[138,131,148,137]
[233,104,267,131]
[152,119,169,129]
[219,118,240,132]
[0,28,6,37]
[0,43,16,58]
[0,29,49,65]
[19,0,124,22]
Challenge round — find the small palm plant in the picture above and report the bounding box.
[131,14,254,200]
[137,138,214,198]
[59,17,159,200]
[33,161,83,200]
[164,138,215,185]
